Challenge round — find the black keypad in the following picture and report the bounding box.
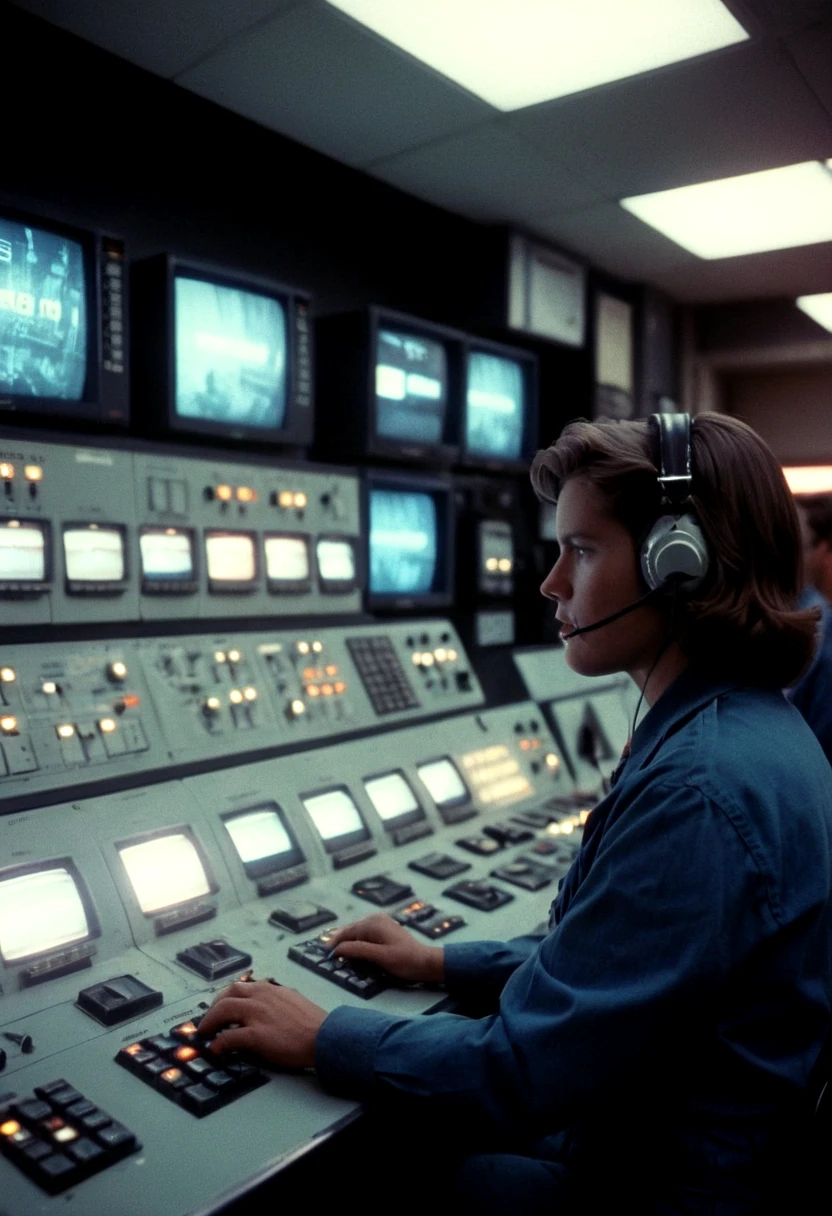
[443,880,514,912]
[408,852,471,880]
[346,636,420,715]
[115,1017,267,1118]
[394,899,465,939]
[0,1080,140,1194]
[288,928,389,998]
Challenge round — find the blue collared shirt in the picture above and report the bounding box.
[316,670,832,1206]
[789,586,832,767]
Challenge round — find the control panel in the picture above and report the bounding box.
[0,703,590,1216]
[0,620,482,805]
[0,434,362,626]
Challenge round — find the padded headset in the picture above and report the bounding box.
[640,413,709,593]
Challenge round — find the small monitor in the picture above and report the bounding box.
[314,308,462,465]
[63,524,127,591]
[316,535,358,593]
[0,205,128,426]
[416,758,470,808]
[139,526,197,593]
[0,519,50,589]
[204,530,258,592]
[132,255,313,447]
[264,534,311,593]
[462,340,538,471]
[478,519,514,597]
[222,803,305,879]
[363,771,425,831]
[0,863,96,964]
[366,472,454,610]
[117,830,214,916]
[301,787,369,855]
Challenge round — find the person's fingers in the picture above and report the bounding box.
[330,940,391,965]
[198,995,255,1036]
[208,1024,258,1055]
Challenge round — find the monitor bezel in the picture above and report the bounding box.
[415,756,471,810]
[203,528,260,595]
[0,517,52,593]
[115,825,219,918]
[139,524,199,595]
[62,520,129,595]
[221,802,306,880]
[315,532,361,595]
[263,531,313,595]
[460,336,539,473]
[133,253,313,447]
[363,769,426,833]
[363,468,455,612]
[0,200,128,429]
[300,784,371,856]
[0,857,101,968]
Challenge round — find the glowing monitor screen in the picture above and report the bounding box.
[317,538,356,582]
[63,526,125,582]
[375,329,448,445]
[174,275,287,431]
[466,352,524,460]
[364,772,421,823]
[0,520,46,581]
[205,532,256,583]
[118,833,211,914]
[302,789,364,842]
[0,218,88,402]
[416,758,469,807]
[140,528,194,581]
[224,806,293,865]
[265,535,309,582]
[369,489,438,596]
[0,867,90,963]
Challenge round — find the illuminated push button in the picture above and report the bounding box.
[420,653,435,667]
[24,465,43,483]
[213,650,227,664]
[498,558,513,573]
[173,1045,199,1064]
[228,689,244,705]
[412,652,423,666]
[485,557,499,572]
[334,681,346,694]
[227,649,241,664]
[42,681,58,696]
[236,486,257,504]
[306,685,320,697]
[0,463,14,480]
[545,752,560,770]
[312,640,323,654]
[292,492,307,509]
[98,718,117,733]
[277,490,294,508]
[202,696,222,717]
[159,1067,189,1092]
[56,724,75,740]
[216,484,233,503]
[171,1021,200,1041]
[0,667,16,683]
[242,687,257,702]
[107,661,127,683]
[325,664,338,676]
[447,649,458,662]
[288,699,306,718]
[1,715,18,735]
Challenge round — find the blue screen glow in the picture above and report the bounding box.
[369,489,438,597]
[466,352,524,460]
[375,329,447,445]
[175,276,287,431]
[0,219,87,401]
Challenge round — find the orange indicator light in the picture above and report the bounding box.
[124,1042,143,1055]
[236,486,257,503]
[1,1120,21,1137]
[161,1068,182,1083]
[216,484,233,502]
[0,463,14,480]
[307,685,320,697]
[519,739,531,751]
[321,684,334,696]
[176,1022,198,1038]
[325,664,338,676]
[334,681,346,694]
[278,490,294,508]
[121,694,141,709]
[174,1045,198,1062]
[302,667,316,680]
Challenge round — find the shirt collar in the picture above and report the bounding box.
[625,667,742,772]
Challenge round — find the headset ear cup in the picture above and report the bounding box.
[641,514,709,592]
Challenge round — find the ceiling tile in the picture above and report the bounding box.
[369,124,604,223]
[508,40,832,199]
[176,2,492,168]
[12,0,291,77]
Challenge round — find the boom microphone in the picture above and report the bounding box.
[560,582,669,639]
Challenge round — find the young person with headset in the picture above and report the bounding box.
[199,413,832,1215]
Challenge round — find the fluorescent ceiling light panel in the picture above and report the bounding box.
[325,0,748,111]
[796,293,832,334]
[783,467,832,496]
[622,161,832,259]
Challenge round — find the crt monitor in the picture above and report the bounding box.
[315,307,463,464]
[117,829,216,916]
[0,861,99,966]
[301,787,370,856]
[462,338,538,471]
[365,471,455,611]
[222,803,305,880]
[131,254,313,446]
[0,203,128,426]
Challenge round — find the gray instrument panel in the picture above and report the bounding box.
[0,435,362,626]
[0,702,587,1216]
[0,619,481,804]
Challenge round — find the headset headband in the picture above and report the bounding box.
[652,412,693,513]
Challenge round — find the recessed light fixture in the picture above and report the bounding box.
[783,467,832,496]
[796,293,832,334]
[621,161,832,259]
[325,0,748,111]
